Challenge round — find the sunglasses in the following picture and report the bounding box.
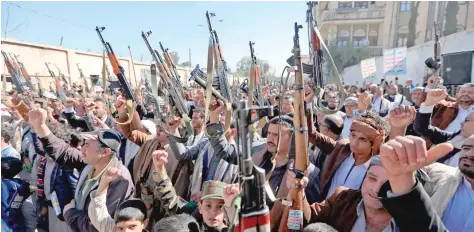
[465,117,474,123]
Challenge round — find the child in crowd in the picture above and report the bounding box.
[1,156,34,232]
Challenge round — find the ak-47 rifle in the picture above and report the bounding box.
[96,26,136,125]
[188,11,234,136]
[45,62,67,104]
[205,11,232,102]
[425,21,442,87]
[35,73,44,98]
[2,51,26,108]
[278,23,309,232]
[141,30,192,143]
[305,1,346,115]
[239,42,265,107]
[11,54,36,92]
[54,64,69,86]
[159,42,182,87]
[247,42,269,133]
[233,100,274,232]
[76,63,91,94]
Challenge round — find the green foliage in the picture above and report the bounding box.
[444,1,459,36]
[327,46,375,72]
[236,56,272,77]
[407,1,421,48]
[169,51,179,65]
[179,61,191,67]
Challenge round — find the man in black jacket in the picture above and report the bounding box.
[63,98,114,132]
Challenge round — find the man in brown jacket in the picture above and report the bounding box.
[308,111,389,200]
[300,156,397,232]
[429,83,474,133]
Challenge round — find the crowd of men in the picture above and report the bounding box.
[1,74,473,232]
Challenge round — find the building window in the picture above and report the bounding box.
[368,30,378,46]
[397,36,408,47]
[400,1,412,12]
[338,1,353,9]
[337,30,350,47]
[354,1,369,9]
[352,29,367,47]
[397,26,409,47]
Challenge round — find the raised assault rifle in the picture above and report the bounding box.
[141,30,192,143]
[96,26,135,126]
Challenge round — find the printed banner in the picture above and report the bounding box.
[360,58,377,83]
[383,47,407,75]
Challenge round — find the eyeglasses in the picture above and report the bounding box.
[465,117,474,123]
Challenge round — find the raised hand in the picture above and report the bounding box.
[28,108,48,128]
[357,91,371,112]
[152,150,169,172]
[93,116,109,129]
[100,166,122,186]
[167,116,182,132]
[65,98,75,108]
[380,136,453,194]
[424,89,448,106]
[223,184,240,208]
[388,105,416,128]
[114,96,127,114]
[426,75,442,89]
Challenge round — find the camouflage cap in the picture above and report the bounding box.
[200,180,225,201]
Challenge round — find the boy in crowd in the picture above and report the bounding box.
[88,166,149,232]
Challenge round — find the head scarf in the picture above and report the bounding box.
[350,116,385,156]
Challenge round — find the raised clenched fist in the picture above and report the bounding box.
[100,166,122,185]
[152,150,169,172]
[424,89,448,106]
[223,184,240,208]
[28,108,48,128]
[388,105,416,128]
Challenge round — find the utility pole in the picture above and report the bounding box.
[189,48,192,66]
[60,36,63,46]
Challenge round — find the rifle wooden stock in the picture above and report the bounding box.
[278,23,309,232]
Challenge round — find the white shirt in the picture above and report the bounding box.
[186,130,205,146]
[351,200,398,232]
[441,178,474,232]
[326,153,371,198]
[341,116,355,139]
[373,97,382,113]
[445,105,474,133]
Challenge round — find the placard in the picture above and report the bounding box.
[384,47,407,75]
[360,58,377,83]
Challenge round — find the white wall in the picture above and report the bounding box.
[342,28,474,86]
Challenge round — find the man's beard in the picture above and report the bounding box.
[459,157,474,179]
[457,95,473,106]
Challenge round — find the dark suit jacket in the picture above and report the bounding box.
[63,112,114,132]
[379,181,448,232]
[413,109,461,163]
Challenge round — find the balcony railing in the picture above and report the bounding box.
[322,9,385,21]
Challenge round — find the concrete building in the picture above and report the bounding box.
[340,28,474,86]
[1,38,227,92]
[313,1,474,51]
